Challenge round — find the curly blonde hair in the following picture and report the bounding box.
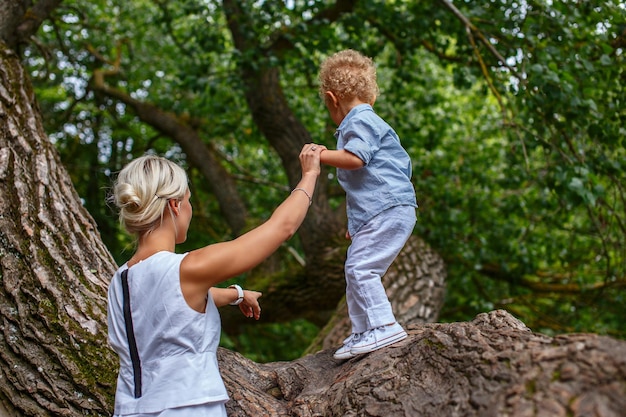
[112,155,189,236]
[318,49,379,103]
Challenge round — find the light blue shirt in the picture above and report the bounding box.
[335,104,417,236]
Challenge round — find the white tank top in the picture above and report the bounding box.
[107,251,229,415]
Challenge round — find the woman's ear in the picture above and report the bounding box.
[168,199,180,215]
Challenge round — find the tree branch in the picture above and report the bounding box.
[479,262,626,294]
[438,0,523,82]
[88,45,249,235]
[220,310,626,416]
[16,0,64,45]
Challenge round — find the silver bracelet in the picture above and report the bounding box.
[291,187,312,206]
[228,284,244,305]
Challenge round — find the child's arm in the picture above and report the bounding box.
[320,148,365,170]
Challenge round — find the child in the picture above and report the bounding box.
[315,49,417,360]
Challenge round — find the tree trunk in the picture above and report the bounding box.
[219,309,626,417]
[0,41,117,416]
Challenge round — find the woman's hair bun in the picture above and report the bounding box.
[114,182,142,212]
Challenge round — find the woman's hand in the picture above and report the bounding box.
[239,290,262,320]
[300,143,325,177]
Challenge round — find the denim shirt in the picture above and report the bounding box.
[335,104,417,236]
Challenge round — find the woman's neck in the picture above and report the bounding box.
[128,229,175,267]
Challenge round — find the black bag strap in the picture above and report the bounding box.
[121,269,142,398]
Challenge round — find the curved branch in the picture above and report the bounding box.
[0,0,62,48]
[89,47,249,235]
[220,310,626,416]
[479,262,626,294]
[438,0,524,82]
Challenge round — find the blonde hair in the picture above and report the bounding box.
[113,155,189,236]
[318,49,379,103]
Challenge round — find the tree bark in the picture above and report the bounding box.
[0,0,62,49]
[0,41,116,416]
[219,309,626,417]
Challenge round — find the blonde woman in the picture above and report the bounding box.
[107,146,322,416]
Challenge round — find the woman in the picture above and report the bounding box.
[107,144,322,416]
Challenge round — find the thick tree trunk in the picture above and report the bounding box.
[0,41,117,416]
[220,309,626,417]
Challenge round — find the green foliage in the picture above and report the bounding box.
[26,0,626,362]
[406,0,626,337]
[221,319,320,363]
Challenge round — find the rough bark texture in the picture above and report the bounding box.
[219,309,626,417]
[0,41,117,416]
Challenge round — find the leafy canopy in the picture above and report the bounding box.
[27,0,626,360]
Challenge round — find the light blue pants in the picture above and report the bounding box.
[345,205,416,334]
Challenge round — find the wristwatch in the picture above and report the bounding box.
[228,284,244,305]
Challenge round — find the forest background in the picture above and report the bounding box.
[23,0,625,362]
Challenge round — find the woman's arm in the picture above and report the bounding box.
[180,144,322,306]
[210,287,262,319]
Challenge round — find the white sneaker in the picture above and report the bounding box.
[333,333,362,360]
[350,323,407,356]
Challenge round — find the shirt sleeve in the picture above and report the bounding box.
[342,119,380,166]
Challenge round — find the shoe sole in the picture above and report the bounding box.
[333,351,356,360]
[350,331,407,355]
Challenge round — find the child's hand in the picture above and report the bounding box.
[345,230,351,240]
